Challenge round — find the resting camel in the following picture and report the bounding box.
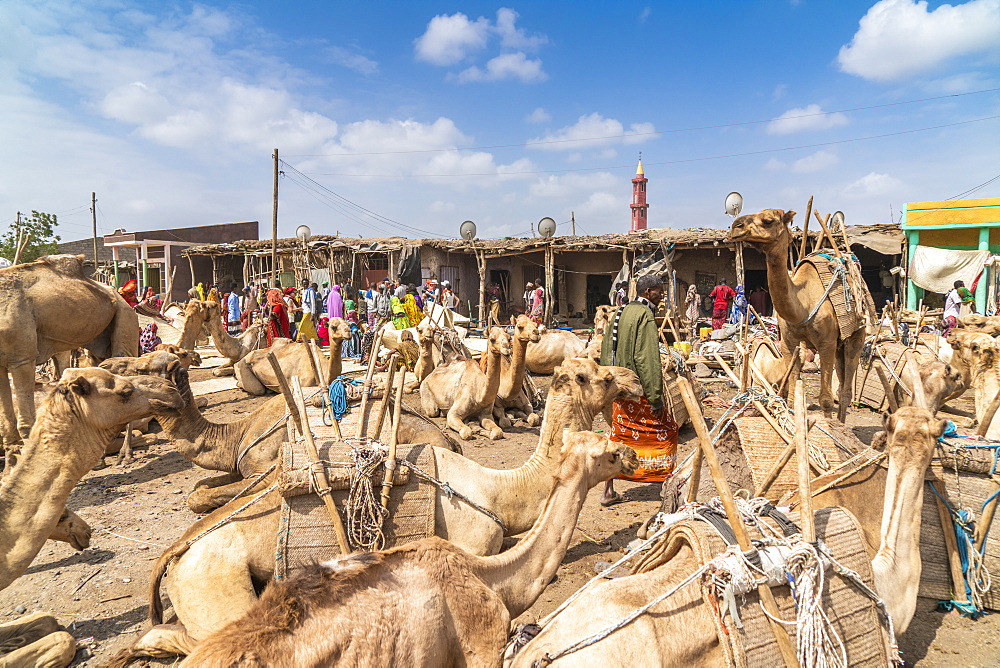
[152,344,202,369]
[0,368,182,667]
[593,304,616,336]
[234,318,350,396]
[946,330,1000,438]
[109,358,642,663]
[510,407,945,665]
[482,315,541,427]
[421,326,511,440]
[179,430,639,667]
[729,209,868,421]
[0,254,138,445]
[524,327,586,374]
[100,350,453,512]
[175,301,266,376]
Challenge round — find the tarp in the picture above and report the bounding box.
[845,226,904,256]
[397,244,422,286]
[908,245,990,294]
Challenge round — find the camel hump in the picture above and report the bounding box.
[34,254,88,277]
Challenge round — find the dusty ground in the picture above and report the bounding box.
[2,364,999,666]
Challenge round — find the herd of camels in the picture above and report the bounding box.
[1,208,999,666]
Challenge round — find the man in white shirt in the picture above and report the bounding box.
[942,279,968,335]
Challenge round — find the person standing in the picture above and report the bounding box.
[942,279,977,335]
[327,284,344,320]
[441,280,457,310]
[599,273,678,506]
[615,281,628,307]
[364,284,377,329]
[265,283,289,345]
[709,278,735,330]
[684,283,700,331]
[523,282,535,315]
[530,280,545,322]
[226,282,241,335]
[747,285,771,317]
[375,283,391,326]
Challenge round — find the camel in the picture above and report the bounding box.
[0,368,182,667]
[421,326,511,440]
[110,358,642,663]
[100,351,453,513]
[483,315,542,428]
[404,319,438,392]
[524,328,586,374]
[175,300,266,377]
[178,430,639,667]
[152,344,202,368]
[234,335,334,396]
[593,304,616,336]
[946,330,1000,438]
[0,254,138,445]
[728,209,867,421]
[510,407,946,666]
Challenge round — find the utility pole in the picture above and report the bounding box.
[91,192,99,272]
[272,148,279,283]
[571,211,576,236]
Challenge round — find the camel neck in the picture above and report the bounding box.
[508,335,530,391]
[0,408,111,589]
[470,463,595,616]
[178,313,205,350]
[327,337,345,381]
[761,237,809,324]
[482,348,503,400]
[155,397,248,472]
[205,315,250,361]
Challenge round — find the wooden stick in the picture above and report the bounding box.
[932,482,970,606]
[874,365,899,413]
[977,393,1000,438]
[373,356,397,441]
[267,352,304,435]
[976,492,999,551]
[776,347,803,399]
[686,446,704,505]
[677,377,799,668]
[380,366,407,510]
[813,211,842,259]
[798,196,813,263]
[356,328,384,438]
[291,375,351,555]
[793,380,815,543]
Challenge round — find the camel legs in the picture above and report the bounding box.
[0,365,18,449]
[446,405,474,440]
[233,362,267,396]
[0,612,76,668]
[835,330,865,423]
[477,410,504,440]
[816,339,839,418]
[8,362,35,442]
[186,474,267,514]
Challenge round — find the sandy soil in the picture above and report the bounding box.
[1,366,998,666]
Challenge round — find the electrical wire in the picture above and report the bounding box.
[284,86,1000,157]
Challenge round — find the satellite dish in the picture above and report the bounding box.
[460,220,477,240]
[831,211,845,231]
[537,217,557,238]
[724,192,743,218]
[295,225,312,242]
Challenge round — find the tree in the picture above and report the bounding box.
[0,211,61,263]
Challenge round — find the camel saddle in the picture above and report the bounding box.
[274,435,437,579]
[632,506,894,668]
[799,250,876,341]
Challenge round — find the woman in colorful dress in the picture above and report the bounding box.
[119,279,140,308]
[265,286,289,345]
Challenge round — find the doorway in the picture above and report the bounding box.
[586,274,612,318]
[490,269,511,318]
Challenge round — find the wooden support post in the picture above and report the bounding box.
[874,365,899,413]
[933,481,970,606]
[356,328,384,439]
[677,377,799,668]
[813,211,841,258]
[380,368,407,510]
[267,352,304,436]
[291,375,351,555]
[798,196,813,264]
[373,356,397,441]
[794,380,815,543]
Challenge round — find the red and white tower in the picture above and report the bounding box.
[629,157,648,231]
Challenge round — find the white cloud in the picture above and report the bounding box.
[327,46,378,75]
[413,12,491,65]
[767,104,848,135]
[455,52,547,83]
[843,172,904,197]
[529,172,617,199]
[530,113,655,151]
[792,150,839,173]
[526,107,551,123]
[576,192,623,222]
[838,0,1000,82]
[429,200,456,214]
[764,158,786,171]
[639,7,653,23]
[495,8,548,51]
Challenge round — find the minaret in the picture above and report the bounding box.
[630,156,648,231]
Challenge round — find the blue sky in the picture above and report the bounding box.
[2,1,999,243]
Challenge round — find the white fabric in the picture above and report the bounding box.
[908,245,990,294]
[944,289,962,319]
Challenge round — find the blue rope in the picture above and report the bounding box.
[327,375,359,421]
[927,481,988,618]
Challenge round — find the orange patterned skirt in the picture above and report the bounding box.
[609,397,678,482]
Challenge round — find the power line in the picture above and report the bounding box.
[284,87,1000,158]
[301,114,1000,179]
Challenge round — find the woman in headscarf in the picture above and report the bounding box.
[135,286,164,318]
[283,287,300,340]
[684,284,700,331]
[327,284,344,319]
[265,286,290,345]
[402,286,423,328]
[195,282,206,301]
[390,293,409,330]
[119,279,140,308]
[317,316,330,348]
[139,323,162,354]
[206,286,221,304]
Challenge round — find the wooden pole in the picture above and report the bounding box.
[933,482,970,606]
[356,328,384,439]
[676,377,799,668]
[976,393,1000,438]
[290,375,351,555]
[379,367,407,510]
[798,196,813,263]
[91,192,99,272]
[793,380,815,542]
[813,211,841,259]
[373,356,397,441]
[272,148,279,283]
[266,352,304,436]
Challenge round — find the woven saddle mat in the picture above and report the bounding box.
[801,251,874,341]
[855,341,909,411]
[631,506,892,667]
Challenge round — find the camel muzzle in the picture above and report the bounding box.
[618,446,640,476]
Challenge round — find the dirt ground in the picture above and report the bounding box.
[2,365,999,666]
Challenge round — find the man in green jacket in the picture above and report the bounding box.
[599,273,678,505]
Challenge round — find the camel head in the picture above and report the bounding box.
[913,360,964,413]
[947,330,999,379]
[100,351,192,408]
[49,509,92,551]
[593,305,616,336]
[416,318,436,346]
[45,367,183,433]
[486,326,514,357]
[153,343,202,368]
[557,429,638,487]
[551,358,642,414]
[327,317,352,343]
[509,314,541,344]
[184,299,209,322]
[202,300,224,322]
[882,406,946,473]
[727,209,796,247]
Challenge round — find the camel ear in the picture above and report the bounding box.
[68,376,92,396]
[552,372,571,392]
[782,210,797,226]
[933,420,949,439]
[882,410,896,433]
